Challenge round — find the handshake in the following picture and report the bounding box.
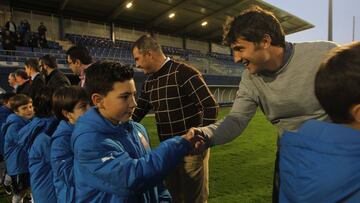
[181,128,210,155]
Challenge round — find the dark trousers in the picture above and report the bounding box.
[272,151,280,203]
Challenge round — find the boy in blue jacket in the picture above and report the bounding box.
[21,87,59,203]
[3,94,34,202]
[0,92,15,187]
[51,86,90,203]
[72,61,202,203]
[280,41,360,202]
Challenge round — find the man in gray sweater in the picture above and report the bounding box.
[189,5,338,202]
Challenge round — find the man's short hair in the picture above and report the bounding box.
[132,34,163,54]
[40,54,58,69]
[52,86,88,121]
[9,72,16,79]
[223,5,285,48]
[9,94,32,112]
[0,92,16,105]
[66,46,92,65]
[25,58,40,72]
[84,61,134,97]
[15,69,29,80]
[315,41,360,124]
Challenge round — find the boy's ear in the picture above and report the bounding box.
[351,104,360,123]
[62,109,71,121]
[91,93,104,108]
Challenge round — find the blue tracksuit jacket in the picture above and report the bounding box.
[0,106,13,155]
[280,120,360,203]
[3,114,30,175]
[51,120,75,203]
[27,116,59,203]
[71,107,191,203]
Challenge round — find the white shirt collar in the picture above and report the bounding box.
[160,57,171,69]
[31,72,39,80]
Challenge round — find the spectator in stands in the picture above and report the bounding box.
[185,5,339,202]
[132,35,218,203]
[24,58,45,99]
[1,30,15,53]
[66,46,92,87]
[37,22,47,39]
[51,86,89,203]
[15,69,31,96]
[29,33,38,49]
[18,20,31,47]
[72,61,199,202]
[38,34,49,49]
[8,72,17,92]
[4,17,16,34]
[15,32,23,46]
[40,54,71,90]
[279,41,360,202]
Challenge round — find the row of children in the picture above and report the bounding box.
[0,60,200,203]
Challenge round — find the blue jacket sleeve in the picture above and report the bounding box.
[74,134,190,196]
[51,134,74,186]
[4,122,24,160]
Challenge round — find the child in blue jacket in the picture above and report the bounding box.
[0,92,15,187]
[51,86,90,203]
[21,87,59,203]
[72,61,201,203]
[280,42,360,202]
[3,94,34,202]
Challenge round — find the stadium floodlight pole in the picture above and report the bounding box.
[353,16,356,42]
[328,0,333,41]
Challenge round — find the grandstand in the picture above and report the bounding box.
[0,0,313,104]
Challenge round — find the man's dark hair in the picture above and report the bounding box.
[41,54,58,69]
[9,94,32,112]
[15,69,29,80]
[52,86,88,121]
[9,72,16,79]
[66,46,92,65]
[25,58,40,72]
[223,6,285,48]
[33,86,53,117]
[132,34,163,54]
[0,92,16,105]
[84,61,134,97]
[315,41,360,124]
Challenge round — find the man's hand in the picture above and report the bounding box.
[182,128,209,155]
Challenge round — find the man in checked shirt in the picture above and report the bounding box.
[132,35,219,203]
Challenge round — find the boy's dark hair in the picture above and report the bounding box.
[25,58,40,72]
[84,61,134,96]
[66,46,92,65]
[0,92,16,105]
[33,86,53,117]
[132,34,163,54]
[9,94,32,112]
[223,5,285,48]
[40,54,57,69]
[52,86,88,121]
[15,69,29,80]
[315,41,360,124]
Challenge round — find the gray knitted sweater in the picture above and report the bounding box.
[201,41,338,146]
